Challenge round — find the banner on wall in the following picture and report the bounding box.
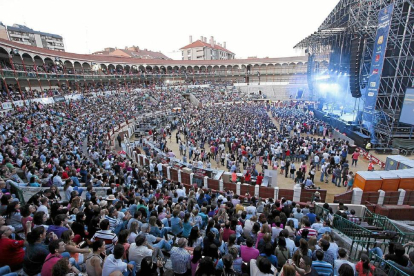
[362,3,394,143]
[53,96,66,103]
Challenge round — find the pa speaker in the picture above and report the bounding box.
[349,37,364,98]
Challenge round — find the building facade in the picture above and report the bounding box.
[180,36,235,61]
[0,38,311,102]
[0,22,64,51]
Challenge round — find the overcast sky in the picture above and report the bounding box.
[0,0,339,60]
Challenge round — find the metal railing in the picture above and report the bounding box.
[369,253,410,276]
[315,204,414,261]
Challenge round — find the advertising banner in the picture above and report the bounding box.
[362,3,394,143]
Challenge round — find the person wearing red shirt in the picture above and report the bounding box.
[245,172,252,183]
[41,239,70,276]
[256,173,264,185]
[221,222,235,242]
[351,151,360,166]
[0,225,26,271]
[241,237,260,263]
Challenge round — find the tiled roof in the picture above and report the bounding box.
[110,49,170,60]
[0,38,307,66]
[180,40,234,54]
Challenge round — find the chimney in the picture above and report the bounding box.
[224,42,226,49]
[210,36,214,48]
[204,37,207,43]
[189,35,192,43]
[200,36,203,41]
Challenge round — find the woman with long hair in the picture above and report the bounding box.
[356,253,375,276]
[182,212,194,238]
[127,221,139,244]
[280,263,296,276]
[190,246,202,276]
[339,263,355,276]
[195,256,216,276]
[296,238,312,257]
[5,201,23,233]
[137,256,164,276]
[21,203,36,236]
[61,229,90,265]
[188,226,203,248]
[117,229,130,260]
[285,220,296,237]
[275,236,289,269]
[70,212,87,240]
[23,226,49,275]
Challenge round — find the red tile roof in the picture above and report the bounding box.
[180,40,234,54]
[0,38,306,66]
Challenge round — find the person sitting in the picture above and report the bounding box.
[41,239,67,276]
[47,214,69,238]
[302,177,315,189]
[85,240,106,276]
[102,244,135,276]
[241,236,259,263]
[0,225,26,271]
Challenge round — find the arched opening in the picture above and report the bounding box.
[11,53,23,71]
[82,62,92,74]
[44,57,55,73]
[108,64,116,74]
[131,65,138,74]
[0,47,11,69]
[125,65,131,74]
[145,66,152,73]
[64,60,74,74]
[159,66,166,74]
[74,62,82,74]
[99,64,107,74]
[116,64,124,74]
[22,53,34,70]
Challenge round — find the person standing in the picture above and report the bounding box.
[117,134,122,148]
[351,150,360,167]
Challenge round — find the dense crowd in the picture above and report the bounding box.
[164,104,359,191]
[0,87,412,276]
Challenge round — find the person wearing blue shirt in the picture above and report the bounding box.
[260,243,278,267]
[306,209,317,225]
[70,174,81,187]
[317,221,332,240]
[170,210,183,236]
[287,217,299,229]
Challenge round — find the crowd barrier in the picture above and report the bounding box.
[11,185,111,204]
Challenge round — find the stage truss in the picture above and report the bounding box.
[295,0,414,147]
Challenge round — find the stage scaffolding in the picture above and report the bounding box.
[295,0,414,147]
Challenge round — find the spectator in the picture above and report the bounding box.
[102,244,135,276]
[312,250,334,276]
[355,254,375,276]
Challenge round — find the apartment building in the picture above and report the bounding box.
[0,22,64,51]
[180,36,235,60]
